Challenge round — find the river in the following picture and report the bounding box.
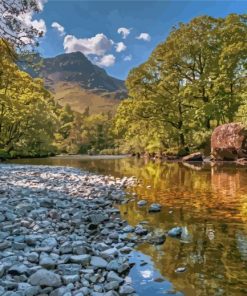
[8,155,247,296]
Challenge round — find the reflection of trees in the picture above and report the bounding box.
[118,161,247,296]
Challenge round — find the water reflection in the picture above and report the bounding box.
[8,156,247,295]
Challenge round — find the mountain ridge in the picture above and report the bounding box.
[23,51,127,114]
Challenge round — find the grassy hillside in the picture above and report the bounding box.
[52,81,120,114]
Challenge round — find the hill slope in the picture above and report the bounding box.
[26,52,127,114]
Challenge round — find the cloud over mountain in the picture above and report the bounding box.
[94,54,116,67]
[63,33,114,57]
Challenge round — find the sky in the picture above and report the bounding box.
[31,0,247,79]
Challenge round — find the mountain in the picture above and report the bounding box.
[23,52,127,114]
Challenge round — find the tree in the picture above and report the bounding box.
[0,0,44,48]
[114,14,247,153]
[0,39,57,156]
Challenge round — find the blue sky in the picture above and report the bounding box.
[35,0,247,79]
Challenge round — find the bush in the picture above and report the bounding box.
[99,148,125,155]
[177,147,190,157]
[0,149,10,160]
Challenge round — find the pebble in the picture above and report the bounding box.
[0,165,137,295]
[148,203,161,213]
[29,269,62,287]
[175,267,187,273]
[168,227,183,238]
[137,200,147,207]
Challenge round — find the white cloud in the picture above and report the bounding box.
[18,12,47,36]
[123,54,132,62]
[115,42,126,53]
[94,54,116,67]
[117,27,131,39]
[136,33,151,42]
[64,33,114,56]
[51,22,65,36]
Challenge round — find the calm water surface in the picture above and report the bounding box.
[8,156,247,296]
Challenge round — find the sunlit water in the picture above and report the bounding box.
[7,156,247,296]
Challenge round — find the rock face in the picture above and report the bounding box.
[211,123,247,160]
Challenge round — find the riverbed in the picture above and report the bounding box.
[8,156,247,296]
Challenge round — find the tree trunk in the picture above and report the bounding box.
[179,132,185,147]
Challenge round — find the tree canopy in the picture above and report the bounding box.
[0,0,44,48]
[114,14,247,154]
[0,39,58,157]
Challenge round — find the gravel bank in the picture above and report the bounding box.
[0,165,138,296]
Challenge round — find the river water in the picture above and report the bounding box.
[8,156,247,296]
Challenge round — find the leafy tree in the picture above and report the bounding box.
[0,39,57,157]
[0,0,44,48]
[114,14,247,153]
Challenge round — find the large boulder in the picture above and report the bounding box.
[211,123,247,160]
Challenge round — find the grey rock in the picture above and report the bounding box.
[0,286,5,295]
[57,264,81,275]
[105,292,119,296]
[62,274,80,284]
[70,255,90,265]
[8,264,28,275]
[90,256,108,268]
[29,269,62,287]
[101,248,118,260]
[41,237,57,248]
[106,258,129,273]
[119,285,135,295]
[148,233,166,245]
[0,265,5,278]
[148,203,161,213]
[39,256,56,269]
[107,271,124,283]
[168,227,183,238]
[18,283,40,296]
[27,252,39,263]
[89,213,108,225]
[0,241,11,250]
[137,200,147,207]
[93,284,103,292]
[40,198,53,208]
[60,242,72,254]
[122,226,134,233]
[119,246,132,254]
[109,232,119,241]
[135,225,148,236]
[105,281,119,291]
[50,287,71,296]
[78,287,90,295]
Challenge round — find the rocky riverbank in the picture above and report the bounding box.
[0,165,139,296]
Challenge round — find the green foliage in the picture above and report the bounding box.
[54,107,115,155]
[0,39,58,157]
[0,39,116,157]
[114,14,247,154]
[0,149,10,160]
